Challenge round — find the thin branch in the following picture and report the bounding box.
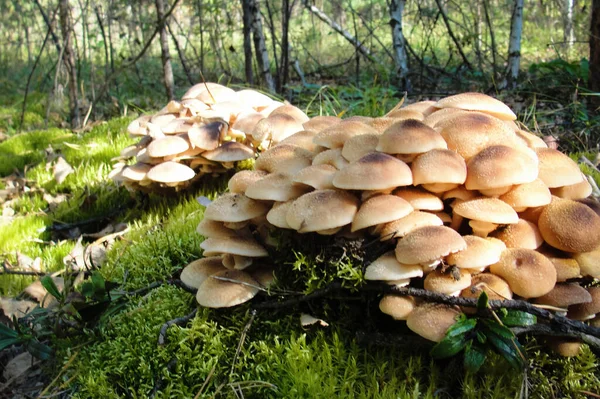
[158,308,198,345]
[433,0,473,70]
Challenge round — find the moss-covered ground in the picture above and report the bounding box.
[1,97,600,398]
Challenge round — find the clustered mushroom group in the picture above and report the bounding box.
[175,91,600,355]
[109,82,310,192]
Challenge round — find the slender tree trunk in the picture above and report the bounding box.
[387,0,411,91]
[564,0,575,53]
[167,21,194,85]
[482,0,498,80]
[280,0,294,93]
[155,0,175,100]
[589,0,600,111]
[264,0,280,90]
[242,0,255,85]
[249,0,276,92]
[58,0,80,128]
[196,0,204,73]
[33,0,61,54]
[504,0,524,89]
[94,6,110,80]
[107,0,115,75]
[474,0,483,71]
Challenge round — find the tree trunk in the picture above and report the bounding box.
[388,0,411,91]
[504,0,524,90]
[590,0,600,111]
[564,0,575,53]
[155,0,175,100]
[280,0,294,93]
[58,0,80,128]
[249,0,276,92]
[242,0,254,85]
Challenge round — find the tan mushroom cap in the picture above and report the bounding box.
[465,145,538,192]
[251,113,304,143]
[393,187,444,211]
[576,197,600,217]
[434,92,517,121]
[424,269,472,296]
[491,219,544,249]
[437,112,520,160]
[313,121,378,149]
[228,170,269,194]
[515,130,548,149]
[460,273,513,301]
[341,134,380,162]
[546,339,583,357]
[423,108,471,128]
[411,149,467,190]
[567,287,600,320]
[548,256,582,282]
[364,251,423,281]
[202,141,255,162]
[376,119,447,156]
[369,117,404,134]
[269,104,310,124]
[200,236,268,257]
[182,82,228,100]
[196,269,259,308]
[196,85,236,104]
[379,295,417,320]
[221,253,253,270]
[573,245,600,278]
[146,162,195,183]
[236,89,275,110]
[538,197,600,253]
[231,111,265,134]
[402,100,438,116]
[395,226,467,266]
[293,164,337,190]
[551,175,593,200]
[147,136,190,158]
[151,113,177,127]
[379,211,444,240]
[385,109,425,121]
[535,283,592,309]
[312,148,349,170]
[127,115,151,136]
[535,148,584,188]
[245,173,310,202]
[333,152,413,191]
[255,144,313,175]
[446,235,506,270]
[278,130,319,152]
[180,257,226,289]
[499,179,552,211]
[442,185,477,202]
[204,193,270,222]
[407,302,463,342]
[302,115,341,133]
[121,163,153,182]
[489,248,557,298]
[266,200,294,229]
[187,121,226,150]
[453,197,518,236]
[352,195,413,232]
[286,189,359,233]
[196,218,239,239]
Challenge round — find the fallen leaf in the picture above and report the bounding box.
[16,252,42,272]
[43,193,69,211]
[86,244,107,268]
[0,297,37,319]
[63,236,85,271]
[300,313,329,328]
[53,156,74,184]
[3,352,36,381]
[24,277,64,307]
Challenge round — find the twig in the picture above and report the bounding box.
[230,310,256,377]
[36,351,78,398]
[194,364,217,399]
[511,324,600,349]
[157,308,198,346]
[253,282,344,310]
[433,0,473,70]
[579,156,600,174]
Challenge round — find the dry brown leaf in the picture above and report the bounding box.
[42,193,69,212]
[53,156,74,184]
[0,297,37,319]
[24,277,64,307]
[63,236,85,271]
[3,352,36,381]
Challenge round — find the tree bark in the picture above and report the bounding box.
[504,0,524,90]
[155,0,175,101]
[249,0,276,92]
[241,0,255,85]
[564,0,575,53]
[280,0,295,93]
[58,0,81,128]
[387,0,411,91]
[167,21,194,85]
[590,0,600,111]
[433,0,473,71]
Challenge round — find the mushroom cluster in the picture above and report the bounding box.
[109,82,309,192]
[182,92,600,355]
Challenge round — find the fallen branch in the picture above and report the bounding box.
[158,308,197,346]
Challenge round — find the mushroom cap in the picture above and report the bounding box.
[573,245,600,278]
[424,269,472,296]
[286,189,359,233]
[245,173,310,202]
[402,100,438,116]
[567,287,600,320]
[251,113,304,143]
[499,179,552,210]
[200,236,268,257]
[236,89,275,110]
[333,152,413,191]
[196,85,236,104]
[293,164,337,190]
[446,235,506,269]
[147,135,190,158]
[490,219,543,249]
[535,148,584,188]
[255,144,313,175]
[376,119,447,155]
[535,283,592,308]
[364,251,423,281]
[121,163,152,181]
[195,269,259,308]
[187,121,226,150]
[379,211,444,240]
[232,111,265,134]
[204,193,270,222]
[313,121,378,149]
[228,170,269,194]
[465,145,538,191]
[385,109,425,121]
[146,162,195,183]
[341,134,380,162]
[411,149,467,186]
[489,248,557,298]
[182,82,228,100]
[395,226,467,265]
[269,104,310,124]
[538,197,600,252]
[312,148,349,170]
[575,197,600,217]
[515,130,549,149]
[266,200,294,229]
[393,187,444,211]
[406,303,463,342]
[423,108,471,128]
[551,175,593,200]
[379,295,417,320]
[202,141,255,162]
[453,197,519,224]
[460,273,513,301]
[278,130,319,152]
[302,115,341,133]
[351,195,413,232]
[180,257,226,289]
[434,92,517,121]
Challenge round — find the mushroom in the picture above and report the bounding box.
[376,119,447,163]
[313,120,378,149]
[424,268,472,296]
[204,193,270,223]
[195,270,260,308]
[364,251,423,281]
[180,257,226,288]
[434,92,517,121]
[351,195,413,232]
[394,225,466,268]
[379,211,444,240]
[446,235,506,271]
[453,197,519,237]
[333,152,413,191]
[379,295,417,320]
[411,149,467,193]
[406,302,463,342]
[286,189,359,233]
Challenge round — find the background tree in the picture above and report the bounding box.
[155,0,175,100]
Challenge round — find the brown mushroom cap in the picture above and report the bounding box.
[147,136,190,158]
[146,162,195,183]
[453,197,519,226]
[385,109,425,121]
[293,164,337,190]
[278,130,319,152]
[411,149,467,188]
[228,170,269,194]
[312,148,349,170]
[286,189,359,233]
[121,163,153,182]
[567,287,600,320]
[341,134,380,162]
[266,200,294,229]
[200,236,268,257]
[489,248,557,298]
[364,251,423,281]
[251,113,304,143]
[379,295,417,320]
[255,144,313,175]
[402,100,438,116]
[302,116,341,133]
[434,92,517,121]
[395,226,466,266]
[313,121,378,149]
[536,148,584,188]
[406,302,463,342]
[393,187,444,211]
[460,273,513,301]
[538,197,600,253]
[490,219,544,249]
[352,195,413,232]
[333,152,413,191]
[245,173,310,201]
[376,119,447,155]
[424,268,472,296]
[551,175,593,200]
[187,121,226,150]
[535,283,592,308]
[180,257,226,288]
[573,245,600,278]
[379,211,444,240]
[204,193,270,222]
[269,104,310,124]
[195,269,259,308]
[499,179,552,211]
[446,235,506,270]
[202,141,255,162]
